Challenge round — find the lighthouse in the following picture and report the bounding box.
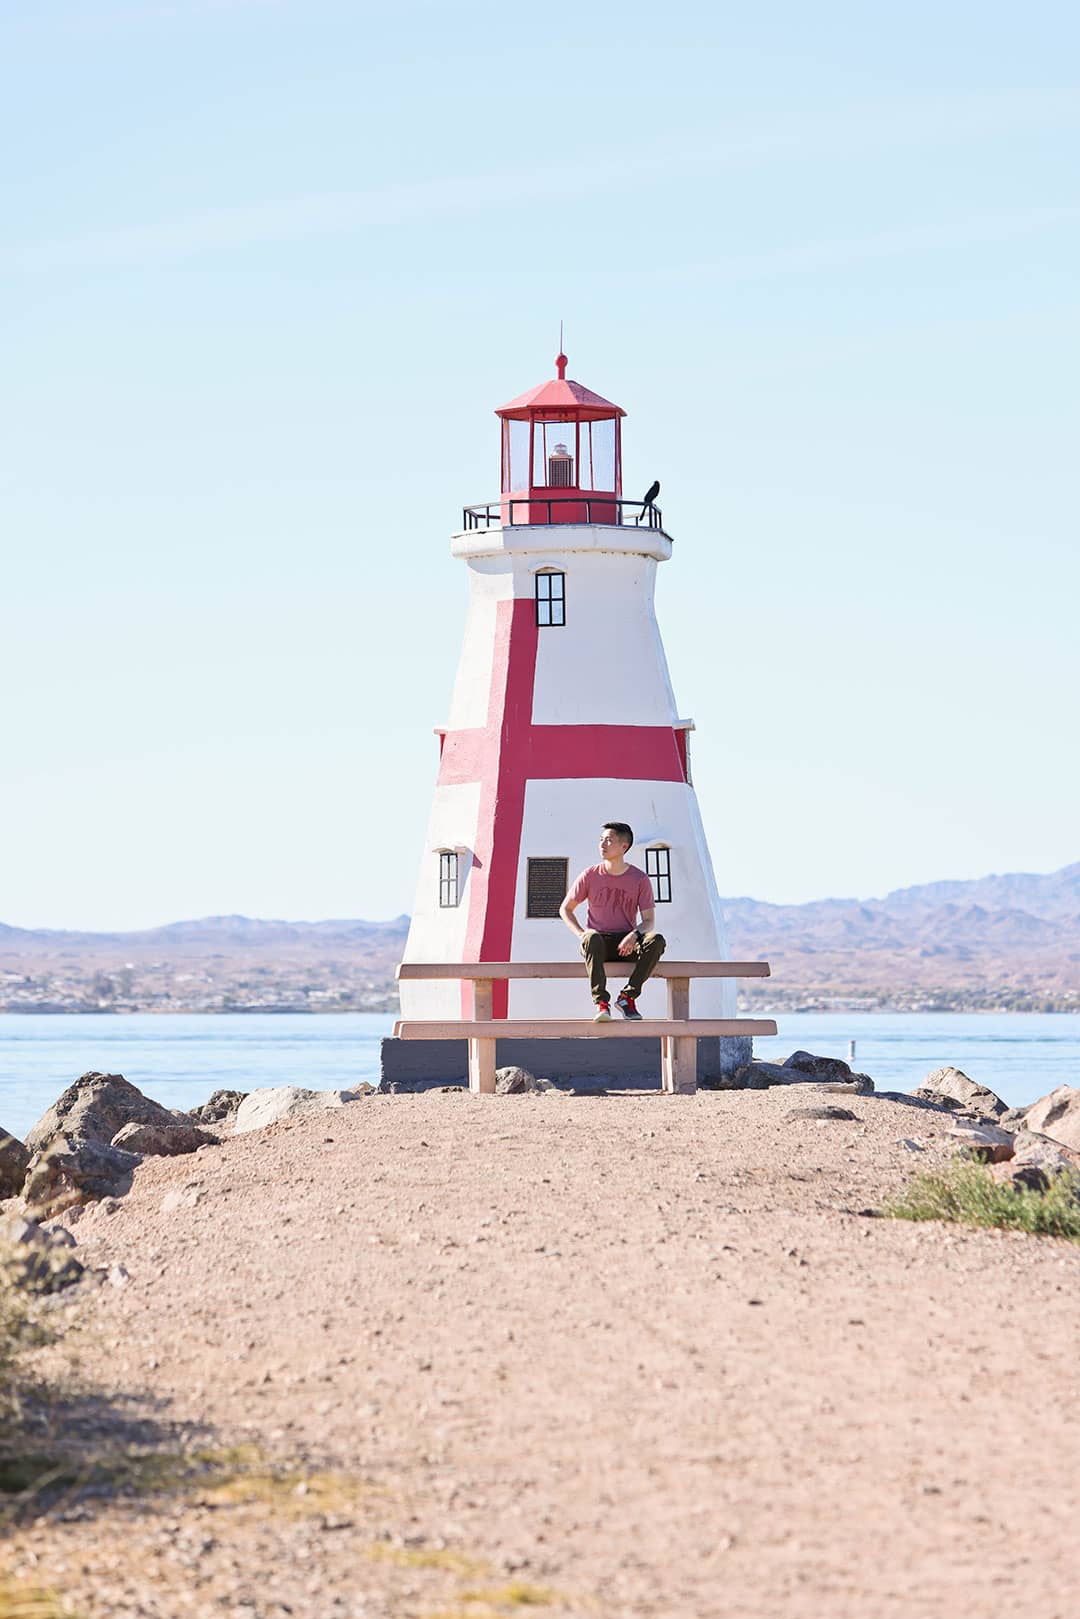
[384,351,752,1087]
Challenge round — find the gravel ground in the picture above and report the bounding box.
[5,1086,1080,1618]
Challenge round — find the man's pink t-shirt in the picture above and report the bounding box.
[567,863,655,934]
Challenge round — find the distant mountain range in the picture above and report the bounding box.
[1,864,1077,1012]
[722,862,1080,1011]
[0,915,411,947]
[0,915,412,1014]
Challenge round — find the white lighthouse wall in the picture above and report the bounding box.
[528,553,676,726]
[400,523,741,1023]
[400,779,481,1019]
[445,537,679,731]
[444,568,514,729]
[507,777,736,1020]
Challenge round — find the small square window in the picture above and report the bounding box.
[535,571,565,628]
[438,851,459,908]
[646,846,671,903]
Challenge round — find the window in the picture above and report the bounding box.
[535,570,565,627]
[646,846,671,903]
[438,851,459,908]
[526,857,568,919]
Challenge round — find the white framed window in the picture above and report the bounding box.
[438,850,459,908]
[535,570,565,628]
[646,845,672,903]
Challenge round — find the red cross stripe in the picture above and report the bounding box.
[437,596,688,1017]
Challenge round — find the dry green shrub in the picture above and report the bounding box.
[368,1542,487,1576]
[0,1245,68,1526]
[0,1575,78,1618]
[458,1581,558,1606]
[887,1160,1080,1241]
[0,1578,74,1618]
[0,1263,52,1425]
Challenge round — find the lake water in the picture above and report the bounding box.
[1,1011,1078,1141]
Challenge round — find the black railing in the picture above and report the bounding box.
[462,496,667,533]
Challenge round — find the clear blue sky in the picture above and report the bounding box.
[2,0,1077,930]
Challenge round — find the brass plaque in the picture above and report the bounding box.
[526,857,569,920]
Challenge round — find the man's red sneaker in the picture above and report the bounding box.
[616,990,643,1020]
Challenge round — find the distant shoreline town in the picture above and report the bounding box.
[2,861,1077,1016]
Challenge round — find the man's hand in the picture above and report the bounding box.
[617,931,638,957]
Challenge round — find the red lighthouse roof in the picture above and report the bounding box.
[496,353,626,422]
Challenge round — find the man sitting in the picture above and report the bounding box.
[559,822,667,1021]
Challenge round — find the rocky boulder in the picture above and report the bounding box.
[26,1072,183,1156]
[0,1214,83,1293]
[785,1105,859,1122]
[946,1123,1016,1164]
[110,1120,218,1156]
[1013,1128,1080,1170]
[494,1067,554,1095]
[912,1067,1008,1123]
[1018,1086,1080,1153]
[731,1057,873,1094]
[232,1086,365,1134]
[22,1137,141,1217]
[731,1062,794,1090]
[990,1131,1080,1195]
[190,1089,249,1128]
[0,1126,30,1199]
[782,1051,875,1092]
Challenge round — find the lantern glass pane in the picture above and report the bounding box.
[588,418,616,490]
[533,422,575,487]
[503,419,530,491]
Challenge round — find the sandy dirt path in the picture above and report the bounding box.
[6,1087,1080,1618]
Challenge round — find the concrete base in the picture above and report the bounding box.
[379,1034,752,1091]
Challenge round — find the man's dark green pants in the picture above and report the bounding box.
[580,929,667,1005]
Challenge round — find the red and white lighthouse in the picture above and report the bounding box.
[387,352,747,1085]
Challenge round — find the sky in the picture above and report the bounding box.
[1,0,1078,930]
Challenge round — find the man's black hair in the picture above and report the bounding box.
[603,821,634,850]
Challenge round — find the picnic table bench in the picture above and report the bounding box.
[394,960,776,1096]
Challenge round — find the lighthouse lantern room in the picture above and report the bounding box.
[386,351,748,1088]
[497,350,623,528]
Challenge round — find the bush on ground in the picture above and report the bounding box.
[0,1249,58,1519]
[887,1160,1080,1241]
[0,1576,70,1618]
[0,1270,43,1425]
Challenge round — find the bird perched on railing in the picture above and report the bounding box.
[636,479,660,524]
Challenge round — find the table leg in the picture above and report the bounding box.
[468,1037,496,1095]
[473,979,493,1020]
[469,978,495,1093]
[661,1035,697,1095]
[666,977,690,1020]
